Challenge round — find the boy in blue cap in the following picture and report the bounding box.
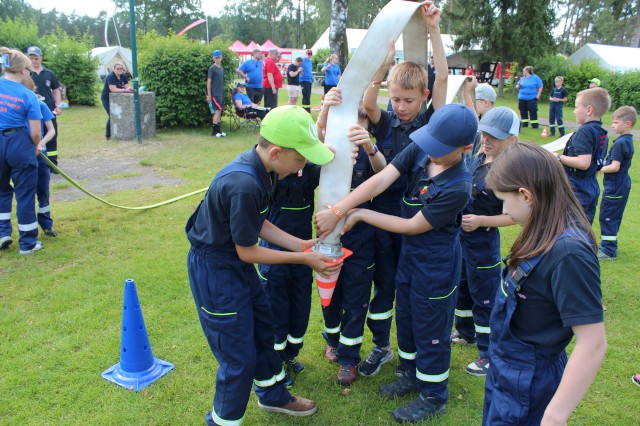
[186,105,341,425]
[316,103,477,422]
[207,50,226,137]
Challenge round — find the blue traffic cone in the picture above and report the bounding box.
[101,278,174,391]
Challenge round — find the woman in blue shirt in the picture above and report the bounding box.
[321,54,341,94]
[516,66,543,129]
[0,47,43,254]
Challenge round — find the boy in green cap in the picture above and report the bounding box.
[186,105,342,425]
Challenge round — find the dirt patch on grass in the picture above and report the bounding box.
[50,144,182,203]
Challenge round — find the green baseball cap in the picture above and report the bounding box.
[588,78,601,87]
[260,105,334,165]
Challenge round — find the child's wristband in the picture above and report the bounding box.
[464,102,473,107]
[328,204,343,219]
[371,80,383,87]
[301,240,308,252]
[316,120,325,130]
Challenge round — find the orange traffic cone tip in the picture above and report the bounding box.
[541,127,548,138]
[306,247,353,307]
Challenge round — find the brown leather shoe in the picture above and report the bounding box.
[258,396,318,416]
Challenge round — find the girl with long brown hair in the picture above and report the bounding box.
[483,142,606,425]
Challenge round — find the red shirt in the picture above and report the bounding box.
[262,57,283,89]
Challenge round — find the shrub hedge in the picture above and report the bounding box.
[138,31,237,128]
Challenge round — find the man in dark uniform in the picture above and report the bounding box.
[28,46,62,170]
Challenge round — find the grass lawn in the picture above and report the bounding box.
[1,91,639,425]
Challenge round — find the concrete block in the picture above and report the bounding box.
[110,92,156,140]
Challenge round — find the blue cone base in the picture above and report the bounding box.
[101,357,174,391]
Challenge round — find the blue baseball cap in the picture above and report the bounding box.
[212,50,222,58]
[409,104,478,157]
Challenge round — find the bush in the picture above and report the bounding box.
[138,31,237,128]
[564,59,612,105]
[605,70,640,111]
[531,54,574,99]
[0,17,39,52]
[41,32,99,106]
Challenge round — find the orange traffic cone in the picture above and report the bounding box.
[310,247,352,307]
[541,127,548,138]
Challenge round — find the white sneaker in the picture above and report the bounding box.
[0,236,13,250]
[20,241,43,255]
[215,132,227,138]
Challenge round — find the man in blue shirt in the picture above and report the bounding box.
[237,49,264,103]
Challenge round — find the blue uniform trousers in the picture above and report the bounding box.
[456,229,501,358]
[599,177,631,257]
[548,102,565,136]
[0,128,39,251]
[483,267,568,425]
[322,222,375,366]
[367,227,402,348]
[188,247,291,426]
[36,153,53,231]
[396,199,461,403]
[568,174,599,224]
[258,261,312,362]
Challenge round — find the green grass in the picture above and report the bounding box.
[1,93,639,425]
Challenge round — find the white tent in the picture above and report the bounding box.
[309,27,457,62]
[568,43,640,73]
[91,46,133,77]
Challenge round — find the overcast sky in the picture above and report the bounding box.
[26,0,230,18]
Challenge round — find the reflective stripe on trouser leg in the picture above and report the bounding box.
[368,227,402,348]
[36,155,53,230]
[251,270,291,407]
[188,250,256,424]
[454,260,475,339]
[335,225,375,366]
[10,134,39,250]
[462,230,501,358]
[599,190,629,257]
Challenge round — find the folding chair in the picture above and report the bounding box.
[229,89,261,133]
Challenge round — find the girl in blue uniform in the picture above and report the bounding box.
[484,142,606,425]
[0,47,43,254]
[458,107,518,377]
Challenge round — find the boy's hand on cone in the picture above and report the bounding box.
[305,252,343,278]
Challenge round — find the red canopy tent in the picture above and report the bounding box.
[229,40,251,55]
[260,39,292,55]
[246,41,261,52]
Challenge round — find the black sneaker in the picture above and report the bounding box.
[43,228,58,237]
[379,375,418,398]
[0,236,13,250]
[285,358,305,373]
[451,330,477,346]
[284,371,294,389]
[359,346,394,376]
[395,364,408,377]
[391,392,446,423]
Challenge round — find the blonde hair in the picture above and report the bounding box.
[555,76,564,83]
[576,87,611,118]
[524,66,534,75]
[0,47,31,74]
[387,61,428,94]
[612,106,637,126]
